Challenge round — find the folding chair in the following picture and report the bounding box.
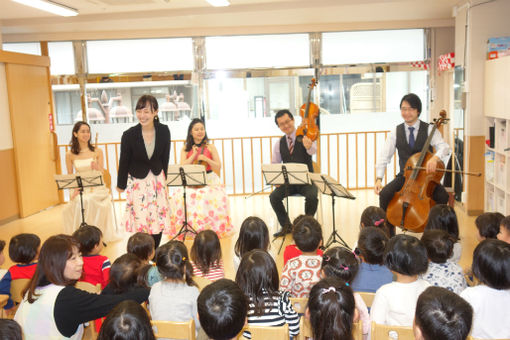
[371,321,414,340]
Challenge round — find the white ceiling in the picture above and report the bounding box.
[0,0,460,42]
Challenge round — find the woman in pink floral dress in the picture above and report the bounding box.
[166,118,233,239]
[116,95,171,247]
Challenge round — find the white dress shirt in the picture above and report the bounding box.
[375,120,451,179]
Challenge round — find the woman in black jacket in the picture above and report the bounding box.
[117,94,171,247]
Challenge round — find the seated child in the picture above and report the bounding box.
[233,216,271,272]
[497,215,510,244]
[460,239,510,339]
[236,249,299,339]
[359,206,393,237]
[190,230,224,282]
[414,286,473,340]
[475,212,504,241]
[370,234,430,327]
[321,247,369,338]
[197,279,248,340]
[280,216,323,297]
[0,233,40,311]
[425,204,462,263]
[283,215,323,265]
[306,277,357,340]
[126,232,159,286]
[149,241,201,334]
[420,229,467,294]
[97,300,155,340]
[102,253,149,295]
[72,224,110,289]
[0,319,23,340]
[351,227,393,293]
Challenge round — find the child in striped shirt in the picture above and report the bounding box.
[190,230,224,282]
[236,249,300,339]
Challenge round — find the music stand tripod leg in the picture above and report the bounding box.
[172,184,197,241]
[324,194,350,249]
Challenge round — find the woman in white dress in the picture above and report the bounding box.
[62,121,119,242]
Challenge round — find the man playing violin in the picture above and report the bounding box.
[270,109,318,237]
[374,93,451,233]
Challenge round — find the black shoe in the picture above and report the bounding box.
[273,224,292,238]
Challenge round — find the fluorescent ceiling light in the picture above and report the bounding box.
[205,0,230,7]
[12,0,78,17]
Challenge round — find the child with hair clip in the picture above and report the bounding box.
[321,247,369,339]
[306,277,357,340]
[414,286,473,340]
[370,234,430,327]
[497,215,510,244]
[280,216,323,297]
[190,230,224,281]
[72,224,111,289]
[425,204,462,263]
[233,216,271,272]
[420,229,467,294]
[475,212,504,241]
[359,206,393,237]
[351,227,393,293]
[102,253,150,295]
[460,239,510,339]
[148,240,201,334]
[283,215,323,265]
[235,249,300,339]
[0,233,40,312]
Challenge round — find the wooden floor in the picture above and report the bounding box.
[0,189,479,278]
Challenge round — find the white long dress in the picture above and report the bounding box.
[62,158,120,242]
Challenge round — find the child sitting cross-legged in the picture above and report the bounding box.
[280,216,323,297]
[283,215,323,266]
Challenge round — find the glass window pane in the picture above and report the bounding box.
[2,42,41,56]
[48,42,75,75]
[323,29,425,65]
[87,38,193,74]
[206,34,309,69]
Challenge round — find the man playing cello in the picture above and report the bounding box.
[374,93,451,233]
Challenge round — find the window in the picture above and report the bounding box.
[48,42,75,75]
[2,42,41,55]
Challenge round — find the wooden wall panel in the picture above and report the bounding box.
[466,135,485,216]
[0,148,19,223]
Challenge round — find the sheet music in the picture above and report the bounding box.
[166,164,207,186]
[309,173,355,199]
[54,171,104,190]
[262,163,310,185]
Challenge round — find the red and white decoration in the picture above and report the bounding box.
[410,60,429,70]
[438,52,455,73]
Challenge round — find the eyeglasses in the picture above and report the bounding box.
[278,119,293,127]
[400,106,416,113]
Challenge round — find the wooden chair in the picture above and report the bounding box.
[357,291,376,308]
[241,323,289,340]
[371,321,414,340]
[10,278,31,304]
[74,281,102,337]
[290,297,308,314]
[193,276,213,291]
[151,319,196,340]
[0,294,9,309]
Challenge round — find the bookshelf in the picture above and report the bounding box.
[484,56,510,215]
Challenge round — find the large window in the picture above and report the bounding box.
[2,42,41,55]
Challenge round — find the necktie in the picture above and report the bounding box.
[408,126,415,149]
[288,136,294,154]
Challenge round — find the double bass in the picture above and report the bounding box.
[386,111,448,233]
[296,78,320,142]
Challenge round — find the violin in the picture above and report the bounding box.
[296,78,320,141]
[193,141,220,177]
[386,111,448,233]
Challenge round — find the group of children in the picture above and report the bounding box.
[1,205,510,340]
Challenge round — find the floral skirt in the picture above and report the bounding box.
[121,171,170,234]
[165,172,233,239]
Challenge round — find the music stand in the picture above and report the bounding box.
[262,163,310,254]
[310,173,355,249]
[54,171,104,228]
[167,164,207,240]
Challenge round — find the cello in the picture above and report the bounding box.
[386,110,448,233]
[296,78,320,142]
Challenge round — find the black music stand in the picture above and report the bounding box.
[167,164,207,240]
[54,171,104,228]
[309,173,355,249]
[262,163,310,254]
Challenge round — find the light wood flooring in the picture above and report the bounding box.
[1,190,479,278]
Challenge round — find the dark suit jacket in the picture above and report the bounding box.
[117,120,171,190]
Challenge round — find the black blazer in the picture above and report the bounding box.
[117,120,171,190]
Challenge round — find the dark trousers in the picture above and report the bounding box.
[269,184,319,228]
[379,175,450,232]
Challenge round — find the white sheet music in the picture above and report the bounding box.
[262,163,310,185]
[166,164,207,186]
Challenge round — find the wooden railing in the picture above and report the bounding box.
[57,130,397,200]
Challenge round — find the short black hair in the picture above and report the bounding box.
[72,224,103,255]
[198,279,248,340]
[357,227,389,265]
[421,229,455,263]
[501,215,510,232]
[384,234,428,276]
[0,319,22,340]
[98,300,155,340]
[292,216,322,252]
[472,239,510,290]
[234,216,270,258]
[400,93,422,114]
[415,286,473,340]
[425,204,459,240]
[8,233,41,264]
[191,230,222,275]
[0,240,6,253]
[475,212,504,239]
[274,109,294,126]
[321,247,359,284]
[127,232,155,261]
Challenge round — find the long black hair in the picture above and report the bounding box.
[185,118,208,152]
[156,241,196,287]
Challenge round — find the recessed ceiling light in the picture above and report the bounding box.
[11,0,78,17]
[205,0,230,7]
